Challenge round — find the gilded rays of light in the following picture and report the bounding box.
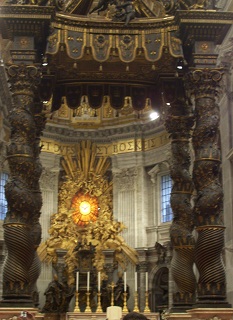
[61,141,111,180]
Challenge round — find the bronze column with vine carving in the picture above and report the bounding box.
[2,64,44,306]
[187,68,230,307]
[163,79,196,311]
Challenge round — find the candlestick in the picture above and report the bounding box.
[74,291,80,312]
[124,271,127,292]
[133,291,139,312]
[145,272,148,292]
[87,271,90,292]
[110,282,115,306]
[135,271,137,292]
[85,292,91,312]
[76,271,79,291]
[96,292,102,313]
[98,272,101,292]
[144,291,151,312]
[122,292,128,312]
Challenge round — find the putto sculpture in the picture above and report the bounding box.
[89,0,136,25]
[89,0,117,15]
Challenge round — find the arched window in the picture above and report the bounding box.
[160,174,173,223]
[0,172,8,220]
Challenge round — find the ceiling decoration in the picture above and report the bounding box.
[42,15,183,117]
[2,0,230,128]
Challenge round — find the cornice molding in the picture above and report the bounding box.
[0,5,55,40]
[55,12,175,30]
[175,10,233,45]
[43,118,165,143]
[0,4,55,17]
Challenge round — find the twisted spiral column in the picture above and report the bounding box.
[187,68,229,306]
[2,64,43,306]
[164,82,196,311]
[29,113,46,306]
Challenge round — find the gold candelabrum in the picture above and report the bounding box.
[74,291,80,312]
[73,288,150,314]
[96,292,102,313]
[122,292,128,312]
[85,292,92,312]
[144,291,151,312]
[110,282,115,306]
[133,291,139,312]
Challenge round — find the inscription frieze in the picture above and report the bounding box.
[41,132,170,156]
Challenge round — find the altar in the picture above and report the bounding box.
[66,311,159,320]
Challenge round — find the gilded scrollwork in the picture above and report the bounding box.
[46,28,60,55]
[92,34,111,62]
[117,34,137,63]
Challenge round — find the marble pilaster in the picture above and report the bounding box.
[38,152,61,309]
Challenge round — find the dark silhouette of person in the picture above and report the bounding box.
[114,276,130,308]
[123,312,150,320]
[101,279,111,312]
[42,274,75,313]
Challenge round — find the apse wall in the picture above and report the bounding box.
[37,119,172,311]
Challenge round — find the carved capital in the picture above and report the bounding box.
[40,168,58,190]
[7,64,41,99]
[137,261,148,272]
[186,68,223,98]
[114,167,138,191]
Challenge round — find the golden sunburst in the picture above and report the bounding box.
[71,192,99,226]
